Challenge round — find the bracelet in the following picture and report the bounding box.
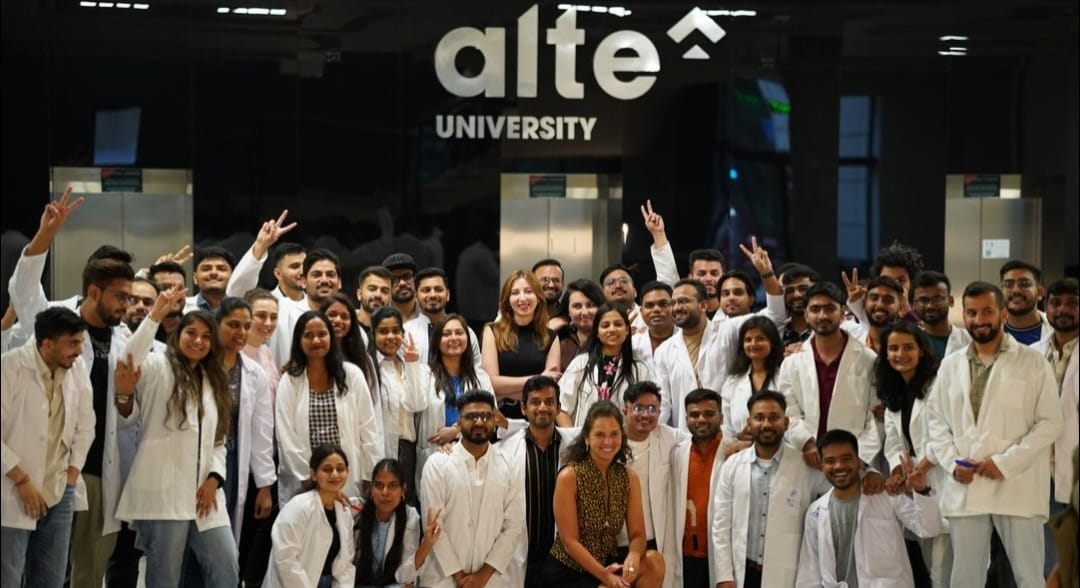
[14,475,30,487]
[115,394,132,405]
[760,271,775,280]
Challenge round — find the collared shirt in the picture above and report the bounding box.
[781,321,812,347]
[35,348,69,507]
[458,443,491,530]
[812,338,844,441]
[746,450,783,564]
[524,428,561,563]
[1046,336,1079,389]
[683,436,721,558]
[966,336,1011,422]
[194,293,214,312]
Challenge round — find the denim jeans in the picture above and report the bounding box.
[134,520,238,588]
[1,483,76,588]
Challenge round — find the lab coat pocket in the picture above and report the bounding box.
[866,519,898,558]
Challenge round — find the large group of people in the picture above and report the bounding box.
[1,190,1077,588]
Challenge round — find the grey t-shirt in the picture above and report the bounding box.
[830,493,860,587]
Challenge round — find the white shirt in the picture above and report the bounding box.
[265,491,355,588]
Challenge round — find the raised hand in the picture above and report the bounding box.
[639,199,667,246]
[402,332,420,363]
[901,453,929,493]
[150,287,189,323]
[252,209,299,259]
[27,186,85,255]
[738,236,774,277]
[155,244,193,266]
[841,268,866,305]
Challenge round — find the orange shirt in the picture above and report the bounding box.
[683,436,722,558]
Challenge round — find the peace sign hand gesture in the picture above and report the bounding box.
[738,236,775,277]
[841,268,866,305]
[149,287,189,323]
[155,244,193,266]
[28,186,85,256]
[402,332,420,363]
[252,210,299,259]
[639,199,668,247]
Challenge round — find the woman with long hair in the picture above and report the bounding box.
[559,304,652,427]
[720,316,784,451]
[321,292,383,441]
[542,401,664,588]
[265,444,356,587]
[875,321,949,587]
[242,288,281,403]
[114,288,239,586]
[367,306,428,504]
[353,458,441,587]
[214,297,276,543]
[482,270,561,419]
[276,311,382,505]
[417,314,493,480]
[553,279,605,372]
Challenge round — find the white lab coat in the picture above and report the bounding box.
[354,506,424,584]
[560,354,654,427]
[1033,336,1079,503]
[713,443,830,588]
[275,363,382,506]
[625,425,686,588]
[720,371,778,441]
[1,342,96,529]
[374,353,429,456]
[8,249,132,535]
[670,434,726,588]
[419,443,525,588]
[796,489,944,588]
[656,297,787,431]
[498,424,577,588]
[226,247,307,367]
[231,352,277,540]
[414,366,493,482]
[942,326,972,358]
[116,317,229,531]
[631,329,678,371]
[926,335,1063,517]
[778,334,882,465]
[404,315,483,368]
[883,391,948,520]
[265,490,355,588]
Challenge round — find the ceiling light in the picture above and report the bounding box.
[937,50,966,56]
[132,3,148,8]
[705,9,757,17]
[939,35,968,41]
[233,7,248,13]
[948,46,967,52]
[116,2,131,6]
[248,7,269,14]
[79,1,96,6]
[98,2,114,6]
[269,8,286,15]
[217,6,229,12]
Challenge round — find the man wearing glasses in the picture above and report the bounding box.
[383,252,421,322]
[531,259,565,319]
[911,270,970,359]
[600,263,647,333]
[618,380,688,587]
[420,389,525,588]
[999,259,1053,346]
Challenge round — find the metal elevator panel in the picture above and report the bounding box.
[49,167,193,300]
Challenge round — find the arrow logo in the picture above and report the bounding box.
[667,7,726,60]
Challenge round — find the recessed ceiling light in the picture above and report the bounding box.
[217,6,229,13]
[948,46,967,52]
[269,8,286,15]
[79,1,96,6]
[132,3,149,8]
[939,35,968,41]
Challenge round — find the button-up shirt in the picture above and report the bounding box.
[966,336,1010,422]
[746,450,783,564]
[35,348,69,507]
[524,428,561,563]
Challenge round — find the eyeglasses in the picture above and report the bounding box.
[630,404,659,416]
[914,295,946,306]
[1001,279,1035,290]
[461,412,494,423]
[604,277,632,288]
[394,273,415,283]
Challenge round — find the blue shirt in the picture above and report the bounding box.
[1004,322,1043,346]
[444,376,463,426]
[746,450,783,564]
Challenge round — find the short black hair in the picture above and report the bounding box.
[599,263,634,287]
[688,249,724,266]
[531,258,563,275]
[747,390,786,412]
[684,388,722,408]
[193,246,236,271]
[999,259,1042,283]
[718,270,755,294]
[522,375,560,404]
[1046,277,1079,298]
[82,259,135,297]
[272,242,306,267]
[781,264,820,285]
[148,260,187,283]
[673,278,706,301]
[414,267,448,288]
[912,270,952,293]
[88,245,134,265]
[864,275,903,297]
[803,282,845,307]
[357,265,393,289]
[35,306,86,344]
[303,248,341,277]
[458,389,496,409]
[871,241,924,279]
[962,281,1005,309]
[623,380,661,404]
[817,429,859,456]
[638,280,673,298]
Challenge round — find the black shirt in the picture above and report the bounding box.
[323,507,340,576]
[83,324,112,477]
[524,428,561,564]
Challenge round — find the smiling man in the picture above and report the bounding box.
[999,259,1052,345]
[404,267,482,366]
[531,259,565,319]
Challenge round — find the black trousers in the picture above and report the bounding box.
[682,556,710,588]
